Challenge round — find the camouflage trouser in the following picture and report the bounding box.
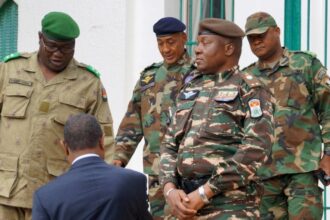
[260,172,323,220]
[165,181,262,220]
[148,175,165,220]
[0,204,32,220]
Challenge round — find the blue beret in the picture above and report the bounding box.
[42,11,80,41]
[153,17,186,36]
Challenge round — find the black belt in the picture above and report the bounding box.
[179,176,210,194]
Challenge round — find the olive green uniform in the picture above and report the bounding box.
[0,52,114,217]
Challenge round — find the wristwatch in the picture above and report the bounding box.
[198,186,210,204]
[324,147,330,156]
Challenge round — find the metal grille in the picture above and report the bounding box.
[0,0,18,60]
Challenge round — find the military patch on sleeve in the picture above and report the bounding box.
[248,99,263,118]
[101,87,108,102]
[140,74,155,91]
[179,90,199,100]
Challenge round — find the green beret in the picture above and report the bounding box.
[42,11,80,41]
[199,18,244,38]
[245,12,277,36]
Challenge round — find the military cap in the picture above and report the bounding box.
[245,12,277,35]
[198,18,244,38]
[42,11,80,41]
[153,17,186,36]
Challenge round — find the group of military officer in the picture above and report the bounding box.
[0,9,329,220]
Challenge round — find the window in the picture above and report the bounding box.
[179,0,234,55]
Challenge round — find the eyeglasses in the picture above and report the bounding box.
[41,38,75,54]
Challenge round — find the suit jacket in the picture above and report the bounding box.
[32,156,152,220]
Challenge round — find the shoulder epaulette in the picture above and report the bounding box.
[242,62,256,71]
[143,62,163,72]
[78,63,100,78]
[3,52,30,63]
[240,72,261,88]
[292,50,317,58]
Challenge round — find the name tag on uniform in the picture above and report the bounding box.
[214,90,238,102]
[179,90,199,100]
[248,99,263,118]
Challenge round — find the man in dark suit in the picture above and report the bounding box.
[32,114,152,220]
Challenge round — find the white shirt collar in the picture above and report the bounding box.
[72,153,100,165]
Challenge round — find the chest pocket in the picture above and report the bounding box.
[275,71,310,110]
[200,89,243,142]
[1,85,33,118]
[54,93,87,125]
[173,101,195,139]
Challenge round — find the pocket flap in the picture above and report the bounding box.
[0,154,19,198]
[176,101,195,111]
[5,85,32,98]
[47,159,69,177]
[59,94,86,109]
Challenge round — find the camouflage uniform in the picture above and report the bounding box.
[0,52,114,215]
[243,48,329,219]
[114,52,192,219]
[159,66,274,219]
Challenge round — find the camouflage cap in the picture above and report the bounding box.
[42,11,80,41]
[245,12,277,36]
[199,18,244,38]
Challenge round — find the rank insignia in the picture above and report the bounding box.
[248,99,262,118]
[141,74,155,91]
[142,75,155,84]
[101,88,108,102]
[179,90,199,100]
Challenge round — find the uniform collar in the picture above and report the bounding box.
[216,65,239,82]
[163,50,191,69]
[256,47,289,76]
[23,52,78,82]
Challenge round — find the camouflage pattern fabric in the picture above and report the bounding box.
[259,172,323,220]
[114,52,192,218]
[243,48,329,219]
[159,66,274,218]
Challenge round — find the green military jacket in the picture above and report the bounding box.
[243,48,330,178]
[0,52,114,208]
[114,52,192,176]
[159,66,274,194]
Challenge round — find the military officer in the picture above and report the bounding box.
[113,17,192,219]
[243,12,330,219]
[159,18,274,219]
[0,11,114,220]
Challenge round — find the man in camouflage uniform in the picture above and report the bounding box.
[0,12,114,220]
[243,12,330,219]
[113,17,192,219]
[159,18,274,219]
